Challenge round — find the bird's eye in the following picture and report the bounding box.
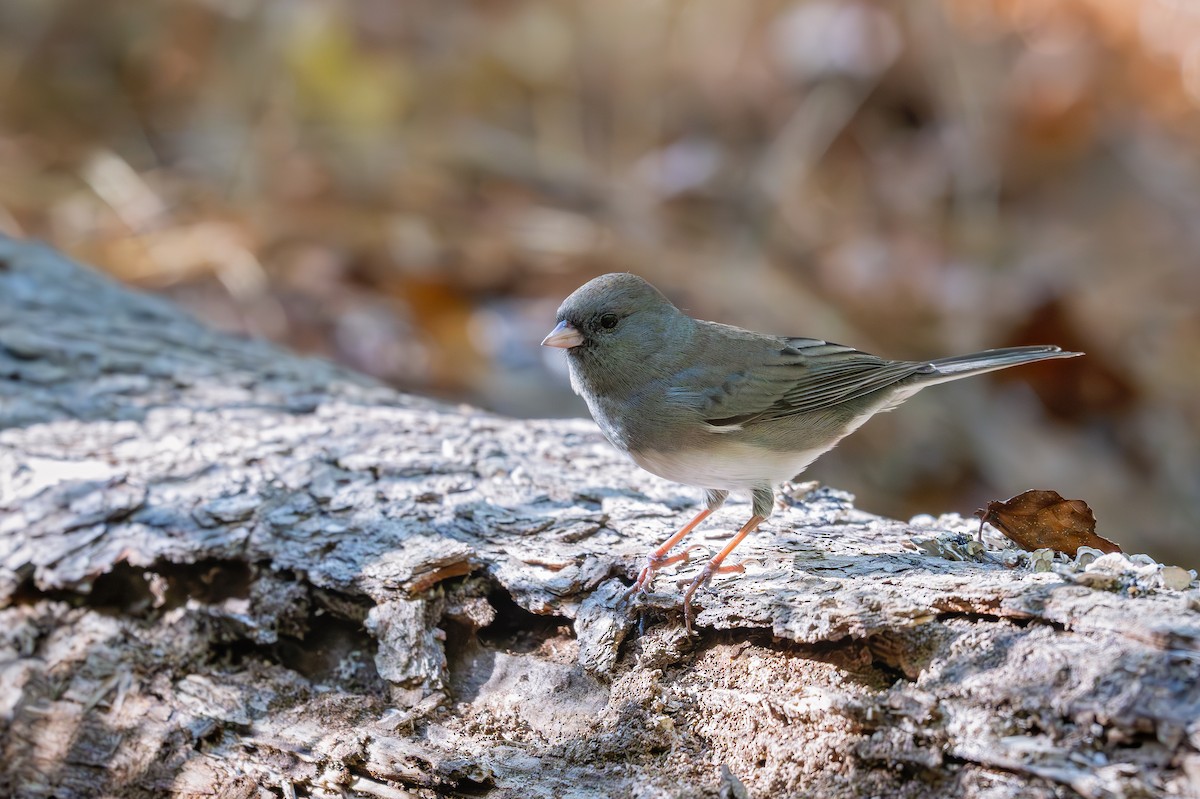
[599,313,619,330]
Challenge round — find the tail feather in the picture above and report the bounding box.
[922,345,1082,385]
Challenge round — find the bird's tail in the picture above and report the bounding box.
[921,345,1082,386]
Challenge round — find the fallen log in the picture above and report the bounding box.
[0,236,1196,799]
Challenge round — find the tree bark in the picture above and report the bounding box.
[1,235,1197,799]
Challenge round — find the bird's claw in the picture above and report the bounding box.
[623,546,706,605]
[621,563,661,606]
[680,564,716,636]
[621,579,647,606]
[678,558,748,634]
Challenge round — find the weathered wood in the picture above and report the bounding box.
[0,235,1197,799]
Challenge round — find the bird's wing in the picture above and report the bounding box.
[670,334,933,427]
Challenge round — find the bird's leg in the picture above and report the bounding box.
[625,489,728,603]
[681,514,766,634]
[625,507,714,600]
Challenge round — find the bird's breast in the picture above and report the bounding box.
[630,438,828,491]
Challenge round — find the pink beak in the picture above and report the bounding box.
[542,320,584,349]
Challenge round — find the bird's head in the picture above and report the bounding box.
[542,272,689,396]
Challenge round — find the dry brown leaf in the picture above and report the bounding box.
[976,489,1122,556]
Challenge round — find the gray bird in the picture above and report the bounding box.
[542,273,1081,631]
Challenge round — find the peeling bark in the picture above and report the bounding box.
[1,236,1198,799]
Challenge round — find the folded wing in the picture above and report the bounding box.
[675,334,932,428]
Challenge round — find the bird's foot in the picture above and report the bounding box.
[678,559,747,634]
[680,566,710,636]
[623,545,704,604]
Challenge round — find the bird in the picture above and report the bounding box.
[541,273,1082,632]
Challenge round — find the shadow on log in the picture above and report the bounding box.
[1,236,1198,798]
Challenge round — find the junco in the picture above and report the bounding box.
[542,273,1081,631]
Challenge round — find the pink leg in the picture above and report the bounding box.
[681,514,765,634]
[625,507,714,600]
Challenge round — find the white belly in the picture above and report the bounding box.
[631,439,830,491]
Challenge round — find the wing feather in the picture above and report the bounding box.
[698,334,932,426]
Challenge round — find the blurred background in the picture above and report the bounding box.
[1,0,1197,566]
